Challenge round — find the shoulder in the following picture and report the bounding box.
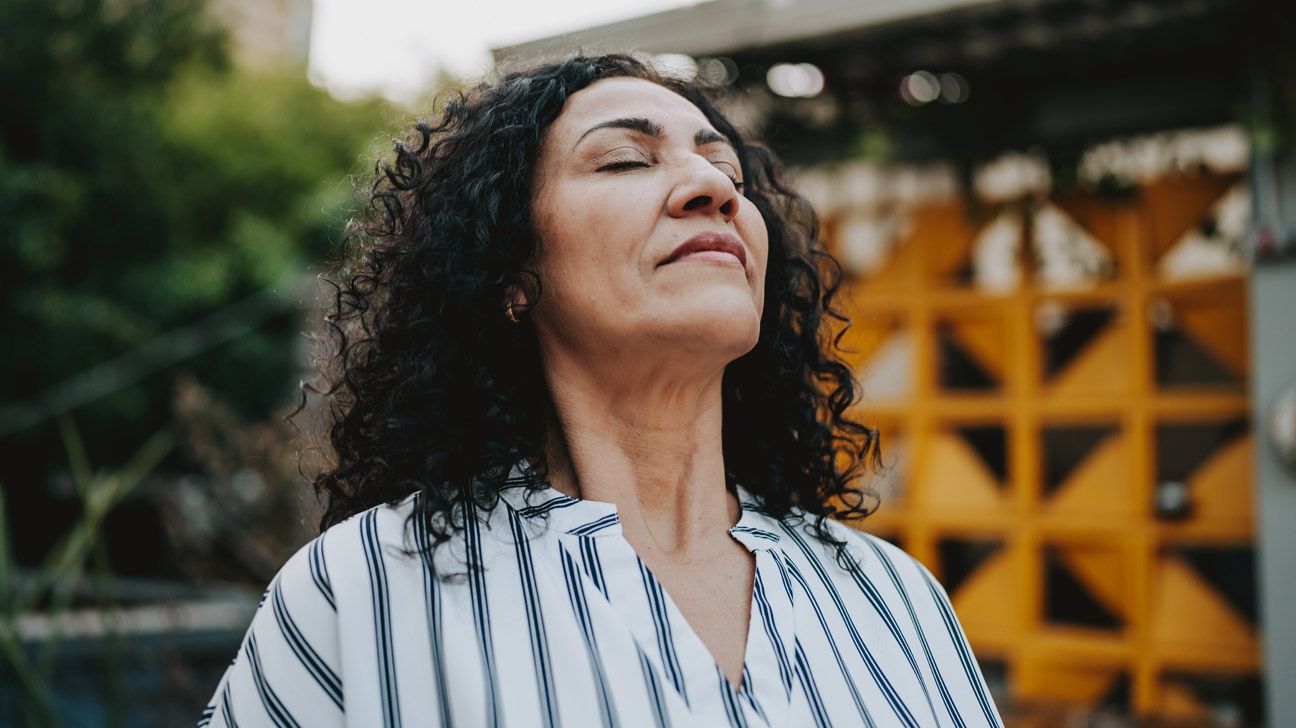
[296,489,526,597]
[766,507,948,598]
[812,523,1005,725]
[776,515,979,647]
[826,516,945,592]
[275,492,423,607]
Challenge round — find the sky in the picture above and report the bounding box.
[308,0,702,103]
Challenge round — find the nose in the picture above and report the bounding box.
[665,156,741,223]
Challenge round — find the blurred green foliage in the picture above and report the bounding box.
[0,1,399,715]
[0,419,174,726]
[0,0,391,475]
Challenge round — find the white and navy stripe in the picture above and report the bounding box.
[200,461,1003,727]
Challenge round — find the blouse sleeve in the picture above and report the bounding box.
[845,528,1005,728]
[198,536,345,728]
[905,549,1005,728]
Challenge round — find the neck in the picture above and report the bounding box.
[538,347,740,560]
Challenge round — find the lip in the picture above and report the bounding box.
[659,232,747,269]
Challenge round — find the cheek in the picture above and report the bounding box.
[535,188,595,265]
[744,209,770,313]
[543,183,648,259]
[533,189,639,304]
[743,209,771,274]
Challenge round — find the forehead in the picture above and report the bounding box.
[546,77,714,145]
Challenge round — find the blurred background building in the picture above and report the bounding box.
[207,0,312,69]
[2,0,1293,725]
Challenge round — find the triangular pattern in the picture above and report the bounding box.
[1174,298,1248,377]
[1051,195,1125,273]
[1042,308,1117,380]
[1150,557,1256,651]
[1158,183,1250,280]
[1158,682,1210,720]
[938,329,999,390]
[1156,420,1249,484]
[920,203,979,282]
[1055,547,1127,622]
[948,550,1018,638]
[1157,672,1260,722]
[1045,434,1134,518]
[853,331,913,402]
[1155,328,1240,387]
[1187,435,1254,522]
[946,318,1009,383]
[1045,551,1123,630]
[823,168,1256,715]
[938,539,1003,595]
[1042,425,1115,495]
[919,432,1005,510]
[1142,175,1241,264]
[1046,322,1132,396]
[1032,203,1116,288]
[1178,547,1258,626]
[1098,674,1132,711]
[957,425,1008,484]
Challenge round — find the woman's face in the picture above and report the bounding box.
[529,77,769,368]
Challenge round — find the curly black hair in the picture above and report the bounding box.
[305,53,880,568]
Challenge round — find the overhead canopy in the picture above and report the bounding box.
[493,0,1248,165]
[493,0,1005,65]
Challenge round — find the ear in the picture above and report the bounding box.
[506,269,541,314]
[503,284,527,311]
[502,284,533,325]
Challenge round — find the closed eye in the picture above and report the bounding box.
[596,160,650,172]
[713,162,745,192]
[597,158,744,192]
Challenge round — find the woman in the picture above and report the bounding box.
[200,54,1002,727]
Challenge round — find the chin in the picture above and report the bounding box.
[648,299,762,356]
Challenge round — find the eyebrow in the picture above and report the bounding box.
[570,116,735,153]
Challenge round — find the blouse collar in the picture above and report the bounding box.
[497,459,783,551]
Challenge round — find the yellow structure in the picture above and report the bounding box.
[833,172,1257,721]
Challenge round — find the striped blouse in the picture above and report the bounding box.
[199,466,1003,727]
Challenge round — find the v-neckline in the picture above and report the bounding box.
[556,528,796,728]
[632,544,757,694]
[498,462,795,721]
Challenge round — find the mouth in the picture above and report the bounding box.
[659,232,747,269]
